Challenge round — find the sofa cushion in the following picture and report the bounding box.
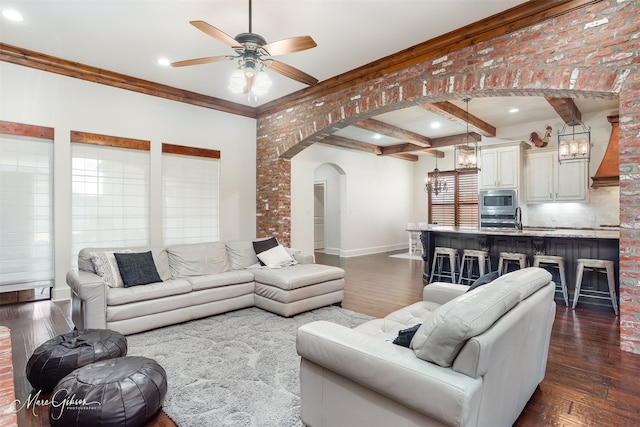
[253,264,345,290]
[498,267,552,301]
[225,240,260,269]
[167,242,230,277]
[256,245,298,268]
[114,251,163,288]
[411,279,521,367]
[188,270,255,291]
[106,278,192,306]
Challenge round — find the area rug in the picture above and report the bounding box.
[127,306,373,427]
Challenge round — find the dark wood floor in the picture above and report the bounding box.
[2,251,639,426]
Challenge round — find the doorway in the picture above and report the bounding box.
[314,183,325,251]
[314,163,345,256]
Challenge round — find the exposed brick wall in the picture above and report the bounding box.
[256,1,640,351]
[0,327,17,427]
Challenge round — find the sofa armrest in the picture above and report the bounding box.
[422,282,468,305]
[297,321,482,426]
[66,270,107,329]
[293,253,315,264]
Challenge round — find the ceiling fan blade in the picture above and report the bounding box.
[265,60,318,86]
[262,35,317,56]
[171,56,234,67]
[190,20,242,48]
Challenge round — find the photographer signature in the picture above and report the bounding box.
[13,389,101,419]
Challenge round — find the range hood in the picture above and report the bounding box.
[591,115,619,188]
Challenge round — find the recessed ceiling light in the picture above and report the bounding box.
[372,133,382,140]
[2,9,24,21]
[431,122,441,129]
[157,58,171,66]
[509,108,519,113]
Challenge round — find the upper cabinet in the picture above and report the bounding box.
[525,149,587,203]
[478,142,528,190]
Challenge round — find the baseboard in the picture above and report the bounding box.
[339,243,407,258]
[51,287,70,301]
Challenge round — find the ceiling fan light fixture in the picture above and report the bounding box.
[229,68,247,93]
[252,71,272,96]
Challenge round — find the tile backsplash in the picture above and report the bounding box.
[525,186,619,229]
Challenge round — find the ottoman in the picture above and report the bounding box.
[253,263,345,317]
[49,356,167,427]
[26,329,127,393]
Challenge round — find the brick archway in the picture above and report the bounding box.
[257,66,628,241]
[256,0,640,352]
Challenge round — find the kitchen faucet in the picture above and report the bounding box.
[514,206,522,230]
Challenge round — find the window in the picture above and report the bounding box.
[71,132,150,267]
[428,169,478,226]
[0,121,54,290]
[162,144,220,246]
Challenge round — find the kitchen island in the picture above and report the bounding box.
[415,225,620,310]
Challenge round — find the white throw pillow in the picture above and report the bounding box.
[90,249,132,288]
[256,245,298,268]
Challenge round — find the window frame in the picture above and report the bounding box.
[428,168,479,227]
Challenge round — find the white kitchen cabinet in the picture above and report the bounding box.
[525,149,587,203]
[478,143,526,190]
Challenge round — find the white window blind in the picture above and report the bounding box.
[162,149,220,245]
[71,143,150,267]
[0,135,54,289]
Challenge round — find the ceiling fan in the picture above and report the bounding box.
[171,0,319,96]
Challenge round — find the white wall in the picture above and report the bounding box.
[0,62,257,300]
[291,144,413,256]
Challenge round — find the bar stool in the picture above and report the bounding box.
[407,223,422,255]
[429,247,458,283]
[572,259,619,315]
[533,254,569,306]
[458,249,491,285]
[498,252,528,276]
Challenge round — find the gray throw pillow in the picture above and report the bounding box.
[114,251,162,288]
[466,270,499,292]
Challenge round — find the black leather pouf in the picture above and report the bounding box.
[49,356,167,427]
[26,329,127,393]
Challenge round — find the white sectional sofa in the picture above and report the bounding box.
[296,267,556,427]
[67,239,345,335]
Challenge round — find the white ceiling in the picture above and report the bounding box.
[0,0,532,105]
[0,1,620,152]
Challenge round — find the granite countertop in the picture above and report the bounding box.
[408,225,620,239]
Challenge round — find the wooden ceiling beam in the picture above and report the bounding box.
[352,118,432,147]
[319,135,383,155]
[379,143,425,155]
[544,97,582,125]
[421,149,445,158]
[0,43,257,119]
[389,153,419,162]
[427,132,482,149]
[423,101,496,137]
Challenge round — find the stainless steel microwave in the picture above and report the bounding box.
[479,189,517,215]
